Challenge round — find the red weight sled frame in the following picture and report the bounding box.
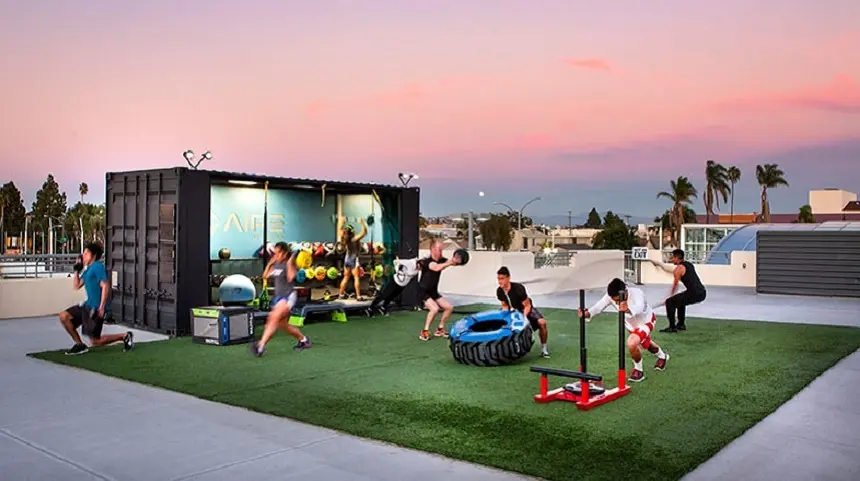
[530,289,631,410]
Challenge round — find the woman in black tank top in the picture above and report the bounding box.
[660,249,707,332]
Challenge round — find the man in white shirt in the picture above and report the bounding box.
[578,278,669,382]
[368,257,421,316]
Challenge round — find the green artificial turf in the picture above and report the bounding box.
[31,305,860,481]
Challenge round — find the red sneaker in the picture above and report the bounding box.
[655,353,670,371]
[419,330,431,341]
[629,369,646,382]
[434,327,449,338]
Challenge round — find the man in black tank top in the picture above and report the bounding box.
[654,249,706,332]
[416,240,463,341]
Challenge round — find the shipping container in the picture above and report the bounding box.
[106,168,420,335]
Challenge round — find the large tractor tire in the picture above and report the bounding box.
[448,310,535,366]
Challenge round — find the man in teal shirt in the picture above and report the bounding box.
[60,242,134,355]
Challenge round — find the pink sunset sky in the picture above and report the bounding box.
[1,0,859,219]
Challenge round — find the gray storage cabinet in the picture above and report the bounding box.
[756,230,860,298]
[105,167,420,336]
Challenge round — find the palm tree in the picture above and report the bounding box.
[656,176,698,247]
[704,160,730,224]
[755,164,789,223]
[796,204,815,223]
[727,166,741,223]
[79,183,89,204]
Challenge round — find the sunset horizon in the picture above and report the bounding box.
[2,0,858,217]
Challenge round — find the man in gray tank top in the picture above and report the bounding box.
[251,242,312,357]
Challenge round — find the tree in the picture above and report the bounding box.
[656,176,698,247]
[478,213,513,251]
[603,211,624,228]
[31,174,68,252]
[796,204,815,223]
[727,166,741,223]
[0,182,27,252]
[654,206,698,230]
[704,160,730,224]
[755,164,789,223]
[503,211,532,230]
[79,182,89,204]
[418,215,428,228]
[592,224,636,250]
[584,208,602,228]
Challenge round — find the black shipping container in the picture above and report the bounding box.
[106,168,420,336]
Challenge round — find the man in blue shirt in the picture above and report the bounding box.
[60,243,134,355]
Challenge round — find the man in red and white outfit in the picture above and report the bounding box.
[579,278,669,382]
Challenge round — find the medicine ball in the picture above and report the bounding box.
[314,266,327,281]
[324,242,335,255]
[326,266,339,280]
[373,264,384,278]
[304,268,315,281]
[453,248,470,266]
[296,269,307,284]
[219,274,256,306]
[374,242,385,255]
[357,266,366,277]
[361,242,370,254]
[218,248,231,260]
[296,250,313,269]
[314,243,326,257]
[335,242,346,255]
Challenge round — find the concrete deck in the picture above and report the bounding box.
[2,286,859,480]
[0,318,534,481]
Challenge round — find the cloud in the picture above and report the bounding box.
[304,100,327,117]
[714,74,860,114]
[373,83,427,108]
[563,58,612,72]
[301,74,488,117]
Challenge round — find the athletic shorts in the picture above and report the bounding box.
[272,291,298,309]
[65,304,104,339]
[526,308,544,329]
[344,254,357,269]
[420,287,442,302]
[629,313,656,349]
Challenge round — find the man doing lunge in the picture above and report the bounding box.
[649,248,707,332]
[496,266,550,358]
[251,242,311,356]
[60,243,133,355]
[417,240,462,341]
[579,278,669,382]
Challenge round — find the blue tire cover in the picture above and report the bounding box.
[448,309,535,366]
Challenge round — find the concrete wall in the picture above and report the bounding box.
[639,250,757,287]
[417,249,625,296]
[0,277,86,319]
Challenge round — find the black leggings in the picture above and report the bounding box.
[665,290,706,328]
[370,281,405,309]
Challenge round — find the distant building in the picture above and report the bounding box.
[696,189,860,224]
